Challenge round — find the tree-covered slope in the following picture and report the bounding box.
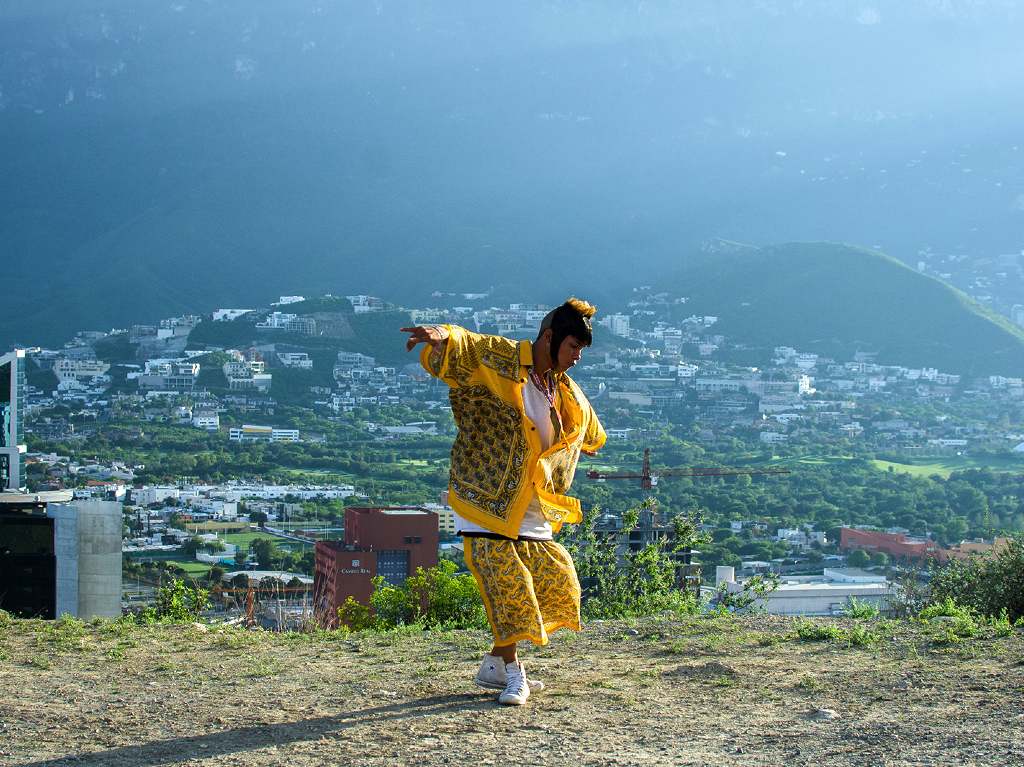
[669,242,1024,376]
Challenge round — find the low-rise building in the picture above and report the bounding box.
[137,361,200,392]
[839,527,947,563]
[314,506,439,625]
[716,566,893,616]
[192,412,220,431]
[228,425,300,443]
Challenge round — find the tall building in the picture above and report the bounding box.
[0,349,27,492]
[314,506,439,625]
[0,356,121,617]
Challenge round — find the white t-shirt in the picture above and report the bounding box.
[454,373,556,540]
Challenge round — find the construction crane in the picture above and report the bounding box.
[585,448,790,597]
[586,447,790,491]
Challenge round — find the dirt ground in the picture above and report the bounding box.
[1,613,1022,767]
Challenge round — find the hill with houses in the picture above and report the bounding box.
[666,242,1024,377]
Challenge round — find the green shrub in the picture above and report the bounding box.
[140,579,210,623]
[843,597,880,620]
[846,623,880,647]
[43,615,88,650]
[336,597,374,631]
[559,500,707,620]
[404,559,488,629]
[791,618,878,646]
[988,609,1015,638]
[918,597,979,640]
[926,536,1024,622]
[793,618,844,642]
[918,596,973,621]
[716,573,780,613]
[338,561,488,632]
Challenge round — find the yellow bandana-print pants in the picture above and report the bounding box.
[464,537,582,646]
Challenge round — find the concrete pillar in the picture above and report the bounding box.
[48,500,122,618]
[715,566,735,587]
[49,504,79,618]
[75,500,122,619]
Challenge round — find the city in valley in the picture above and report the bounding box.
[2,285,1021,624]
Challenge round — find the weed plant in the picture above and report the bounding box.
[791,618,879,647]
[843,597,880,620]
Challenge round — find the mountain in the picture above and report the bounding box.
[665,242,1024,376]
[3,1,1024,348]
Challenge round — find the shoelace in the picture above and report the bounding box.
[507,671,527,695]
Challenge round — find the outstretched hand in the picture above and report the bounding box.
[401,325,449,352]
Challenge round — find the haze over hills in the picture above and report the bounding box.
[3,1,1024,348]
[49,241,1024,379]
[666,242,1024,376]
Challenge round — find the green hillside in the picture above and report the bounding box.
[668,242,1024,376]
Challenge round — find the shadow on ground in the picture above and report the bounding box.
[13,693,489,767]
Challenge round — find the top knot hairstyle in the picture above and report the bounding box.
[539,297,598,361]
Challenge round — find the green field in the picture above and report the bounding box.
[221,531,315,550]
[160,559,214,577]
[871,456,1024,479]
[281,468,357,482]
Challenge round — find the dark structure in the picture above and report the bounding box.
[314,506,439,625]
[0,492,123,619]
[0,496,58,617]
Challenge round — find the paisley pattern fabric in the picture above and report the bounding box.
[444,332,522,386]
[418,325,606,538]
[449,385,529,523]
[464,537,582,646]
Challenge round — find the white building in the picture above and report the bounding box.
[928,438,968,448]
[257,312,298,329]
[346,295,385,313]
[223,359,272,392]
[137,361,200,392]
[54,358,111,390]
[423,502,456,536]
[212,309,254,322]
[208,484,356,501]
[229,425,300,443]
[677,363,698,381]
[717,567,892,616]
[192,413,220,431]
[130,486,180,506]
[185,498,239,520]
[601,313,631,338]
[277,352,313,369]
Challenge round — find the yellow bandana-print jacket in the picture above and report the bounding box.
[420,325,606,538]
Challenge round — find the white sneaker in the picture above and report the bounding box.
[498,661,531,706]
[474,654,544,692]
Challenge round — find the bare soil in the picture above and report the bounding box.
[1,614,1022,767]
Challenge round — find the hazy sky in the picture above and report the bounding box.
[2,1,1023,343]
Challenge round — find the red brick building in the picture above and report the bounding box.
[839,527,947,563]
[314,506,439,625]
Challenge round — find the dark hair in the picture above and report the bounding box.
[539,297,597,359]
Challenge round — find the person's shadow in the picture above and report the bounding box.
[12,693,490,766]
